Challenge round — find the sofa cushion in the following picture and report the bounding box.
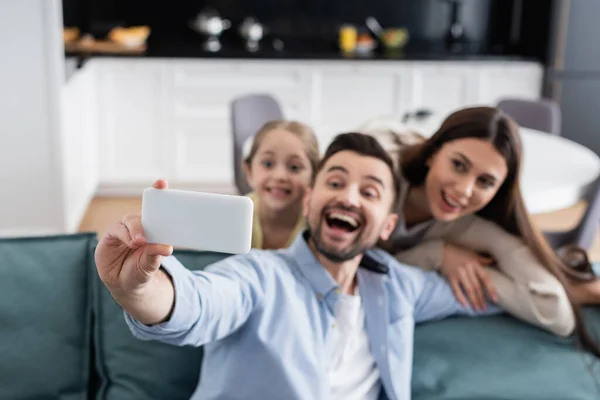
[0,233,95,400]
[412,309,600,400]
[93,250,230,400]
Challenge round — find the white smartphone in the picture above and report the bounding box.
[141,187,254,254]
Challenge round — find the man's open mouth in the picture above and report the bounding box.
[325,211,360,233]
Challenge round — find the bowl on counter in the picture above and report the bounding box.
[381,28,409,50]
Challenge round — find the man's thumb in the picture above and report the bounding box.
[140,244,172,275]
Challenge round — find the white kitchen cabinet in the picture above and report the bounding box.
[168,60,313,183]
[91,58,543,196]
[313,64,407,145]
[476,63,543,104]
[95,59,169,184]
[408,62,474,122]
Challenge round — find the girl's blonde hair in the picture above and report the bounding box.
[244,120,320,177]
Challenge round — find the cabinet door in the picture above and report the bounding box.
[96,60,168,184]
[314,64,407,147]
[555,78,600,155]
[476,63,543,104]
[169,60,312,184]
[558,0,600,72]
[407,63,474,134]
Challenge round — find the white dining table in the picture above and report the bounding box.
[397,119,600,214]
[517,127,600,214]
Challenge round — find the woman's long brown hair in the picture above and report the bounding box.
[400,106,600,358]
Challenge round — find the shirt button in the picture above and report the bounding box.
[335,288,341,294]
[378,296,384,307]
[316,293,324,301]
[331,323,337,329]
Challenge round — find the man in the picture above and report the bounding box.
[95,133,500,400]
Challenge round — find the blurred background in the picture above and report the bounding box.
[2,0,600,260]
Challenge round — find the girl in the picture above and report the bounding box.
[243,120,320,250]
[362,107,600,356]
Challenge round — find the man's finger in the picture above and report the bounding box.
[140,244,173,274]
[450,278,469,308]
[105,220,136,249]
[121,214,145,245]
[152,179,169,189]
[476,267,498,303]
[147,243,173,258]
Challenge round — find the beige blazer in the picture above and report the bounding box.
[361,126,575,337]
[392,214,575,337]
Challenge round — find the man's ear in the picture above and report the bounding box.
[302,186,312,218]
[379,212,399,241]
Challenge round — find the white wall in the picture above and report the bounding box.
[0,0,67,235]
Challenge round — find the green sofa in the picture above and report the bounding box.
[2,233,600,400]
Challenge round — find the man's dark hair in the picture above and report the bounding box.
[314,132,401,206]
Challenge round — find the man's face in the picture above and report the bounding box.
[303,150,399,262]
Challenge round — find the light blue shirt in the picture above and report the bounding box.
[125,232,501,400]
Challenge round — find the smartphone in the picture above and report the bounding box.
[141,187,254,254]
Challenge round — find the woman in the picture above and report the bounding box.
[363,107,600,355]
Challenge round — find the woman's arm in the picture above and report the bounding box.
[447,216,575,337]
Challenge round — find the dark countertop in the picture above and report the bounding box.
[65,30,538,63]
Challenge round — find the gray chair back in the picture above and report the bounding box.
[230,94,284,195]
[497,98,561,135]
[544,177,600,251]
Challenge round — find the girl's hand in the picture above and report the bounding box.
[441,243,498,310]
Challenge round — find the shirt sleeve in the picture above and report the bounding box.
[411,266,503,323]
[124,253,267,347]
[369,248,502,323]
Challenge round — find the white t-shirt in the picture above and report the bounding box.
[328,292,381,400]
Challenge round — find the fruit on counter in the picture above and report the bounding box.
[357,33,374,44]
[382,28,409,49]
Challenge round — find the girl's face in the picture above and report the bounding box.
[244,129,314,213]
[424,138,509,221]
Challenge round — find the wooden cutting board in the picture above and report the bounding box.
[65,39,146,54]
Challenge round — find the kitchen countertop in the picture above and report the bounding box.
[64,30,538,63]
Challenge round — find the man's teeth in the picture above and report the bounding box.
[443,193,460,208]
[329,212,358,227]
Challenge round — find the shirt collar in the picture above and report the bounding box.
[286,230,389,300]
[287,231,339,300]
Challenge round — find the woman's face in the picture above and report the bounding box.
[424,137,509,221]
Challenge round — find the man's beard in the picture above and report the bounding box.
[306,216,371,263]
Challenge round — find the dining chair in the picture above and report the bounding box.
[230,93,284,195]
[543,177,600,251]
[497,98,562,136]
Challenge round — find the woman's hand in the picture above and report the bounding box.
[441,243,498,310]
